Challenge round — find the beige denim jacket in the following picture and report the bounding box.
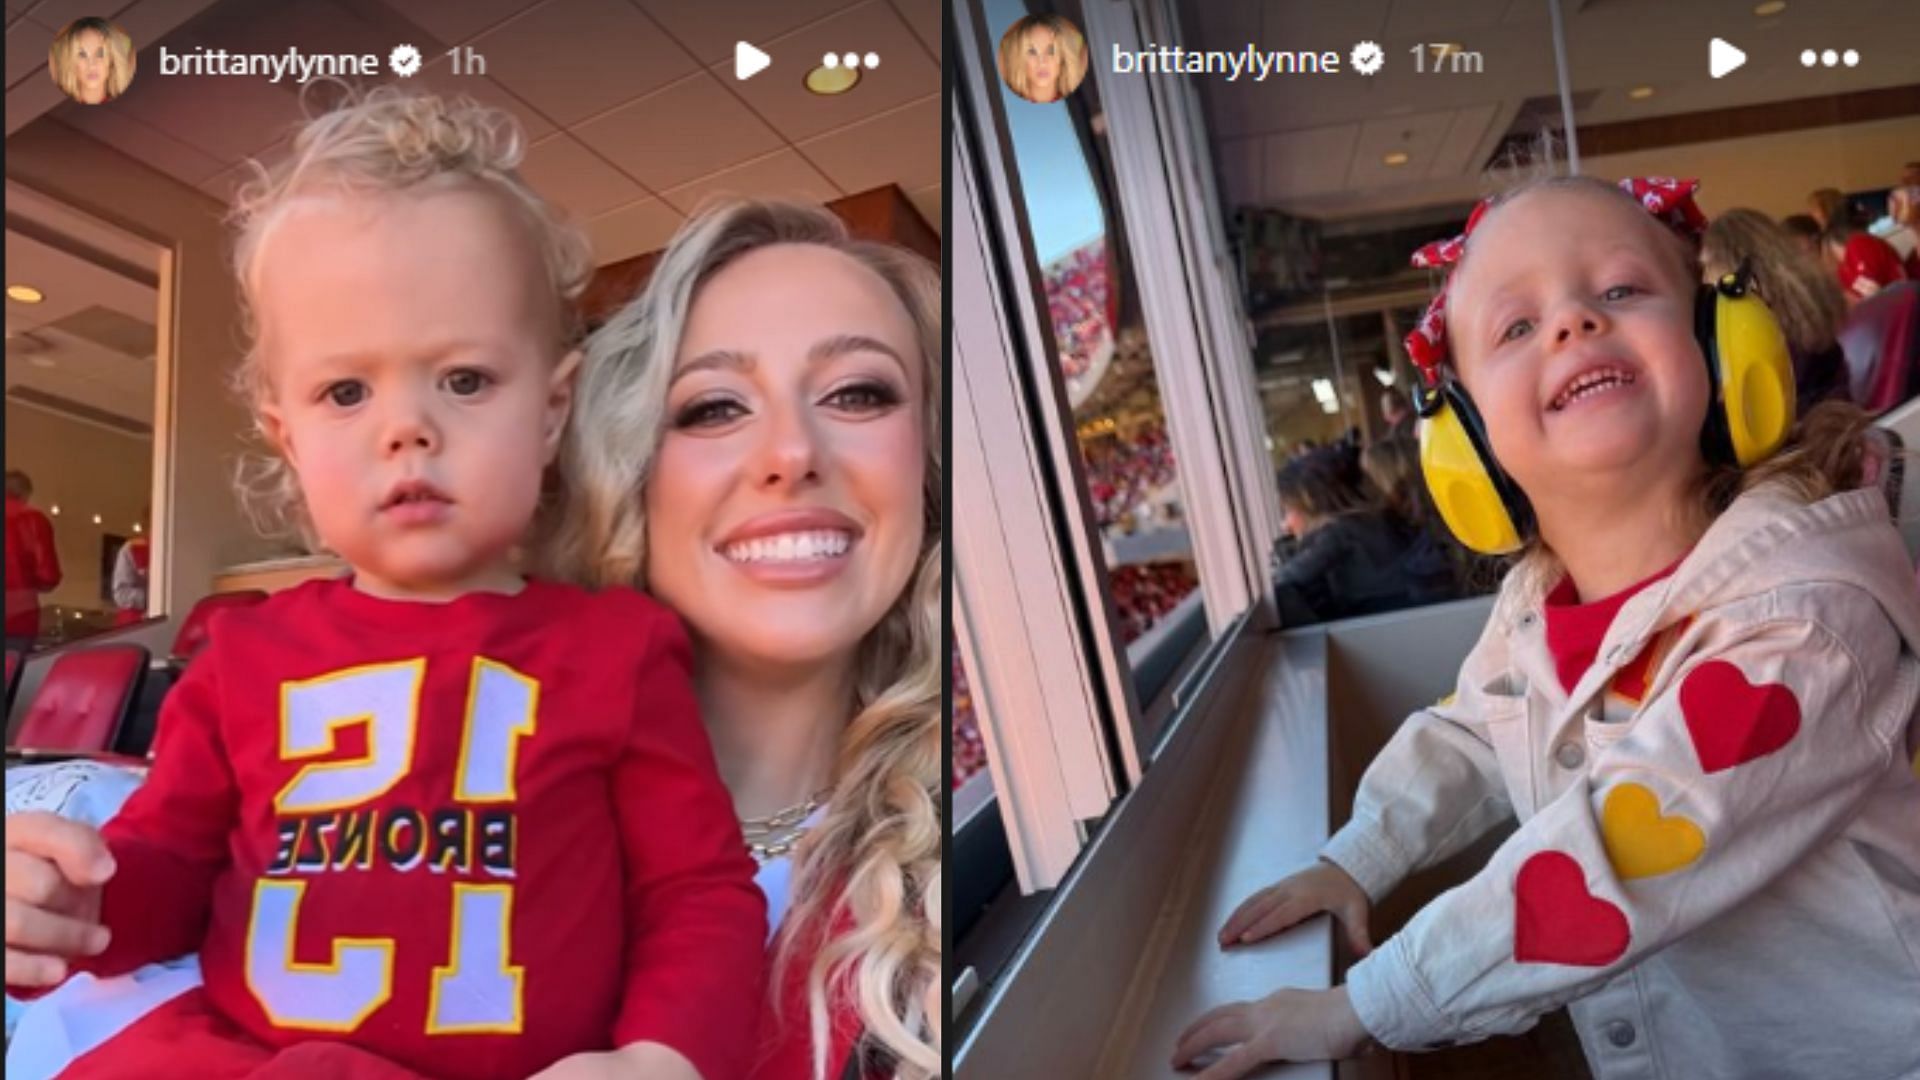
[1325,481,1920,1080]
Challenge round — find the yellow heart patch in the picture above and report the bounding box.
[1601,783,1705,880]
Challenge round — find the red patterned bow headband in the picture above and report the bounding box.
[1403,177,1708,385]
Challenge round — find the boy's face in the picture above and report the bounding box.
[255,187,575,600]
[1448,187,1709,503]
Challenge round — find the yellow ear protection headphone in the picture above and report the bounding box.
[1412,260,1797,555]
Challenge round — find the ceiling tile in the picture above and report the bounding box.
[27,0,118,32]
[471,0,697,127]
[723,1,937,144]
[57,104,226,186]
[573,71,783,193]
[796,94,937,196]
[6,17,52,82]
[198,138,287,204]
[1262,125,1359,202]
[115,0,236,56]
[634,0,855,67]
[907,182,939,234]
[370,0,531,45]
[404,52,556,141]
[1385,0,1508,37]
[520,131,646,220]
[658,148,839,217]
[1218,137,1261,211]
[185,0,395,62]
[106,39,300,163]
[583,197,684,265]
[888,0,939,61]
[1425,103,1500,178]
[1347,110,1451,190]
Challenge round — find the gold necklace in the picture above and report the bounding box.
[741,789,830,864]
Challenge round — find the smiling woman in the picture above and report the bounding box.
[996,14,1088,105]
[46,16,135,106]
[544,200,943,1080]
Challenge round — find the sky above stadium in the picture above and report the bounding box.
[990,0,1106,266]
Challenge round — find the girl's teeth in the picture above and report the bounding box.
[723,531,853,563]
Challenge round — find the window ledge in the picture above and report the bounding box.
[958,629,1336,1079]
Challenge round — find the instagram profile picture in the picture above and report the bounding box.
[998,15,1087,104]
[49,16,135,106]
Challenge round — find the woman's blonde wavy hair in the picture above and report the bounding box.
[225,85,592,548]
[997,14,1089,103]
[539,200,942,1080]
[1702,208,1847,358]
[49,17,134,102]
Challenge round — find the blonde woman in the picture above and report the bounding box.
[1702,208,1850,410]
[545,201,941,1080]
[47,17,134,105]
[997,14,1088,104]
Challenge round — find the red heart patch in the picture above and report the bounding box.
[1680,660,1801,774]
[1514,851,1630,967]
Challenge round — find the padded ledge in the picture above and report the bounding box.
[958,622,1337,1079]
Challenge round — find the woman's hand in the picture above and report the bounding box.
[5,811,114,987]
[526,1043,701,1080]
[1170,985,1372,1079]
[1217,859,1372,955]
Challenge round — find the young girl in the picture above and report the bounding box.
[1172,176,1920,1080]
[2,88,766,1079]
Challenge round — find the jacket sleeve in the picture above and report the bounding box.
[1320,617,1519,902]
[1345,591,1908,1049]
[1274,527,1343,589]
[84,642,239,975]
[28,512,61,592]
[610,606,769,1080]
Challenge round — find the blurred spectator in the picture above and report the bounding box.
[1824,220,1910,304]
[1045,240,1114,380]
[1703,209,1850,410]
[1360,436,1471,602]
[1876,185,1920,280]
[1774,212,1820,261]
[1108,561,1201,642]
[1905,162,1920,188]
[1781,214,1824,261]
[5,470,62,649]
[1272,458,1426,624]
[1081,422,1176,531]
[1379,389,1414,439]
[111,510,150,627]
[952,646,986,790]
[1808,187,1859,230]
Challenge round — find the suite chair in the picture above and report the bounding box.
[7,644,150,764]
[4,648,21,711]
[1839,282,1920,414]
[169,589,269,665]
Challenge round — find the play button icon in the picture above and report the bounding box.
[1709,37,1746,79]
[736,41,771,81]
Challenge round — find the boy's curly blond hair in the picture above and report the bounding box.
[227,85,592,547]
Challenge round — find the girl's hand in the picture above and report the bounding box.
[1217,858,1372,955]
[1170,985,1372,1079]
[526,1043,701,1080]
[5,811,114,987]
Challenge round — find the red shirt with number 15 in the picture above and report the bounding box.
[73,578,766,1080]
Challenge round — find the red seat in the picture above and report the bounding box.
[1838,281,1920,414]
[170,590,268,664]
[12,644,149,754]
[5,648,22,709]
